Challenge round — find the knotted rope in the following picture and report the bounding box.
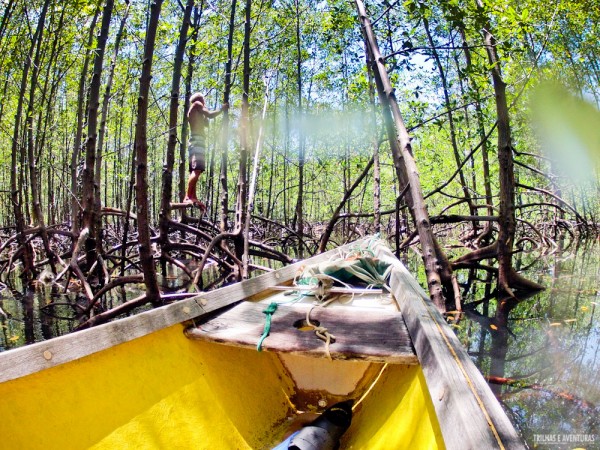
[306,299,337,360]
[257,302,278,352]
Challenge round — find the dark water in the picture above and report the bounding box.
[449,240,600,449]
[0,262,221,350]
[0,282,143,350]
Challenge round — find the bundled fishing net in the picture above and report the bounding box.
[294,236,394,291]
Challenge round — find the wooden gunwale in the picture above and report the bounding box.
[0,240,361,384]
[376,243,525,450]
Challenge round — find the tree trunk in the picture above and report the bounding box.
[95,3,130,258]
[120,119,137,276]
[458,25,495,244]
[233,0,251,274]
[449,2,545,293]
[475,0,542,294]
[81,0,114,274]
[355,0,455,311]
[367,65,381,234]
[220,0,237,233]
[243,77,271,277]
[265,95,278,218]
[158,0,194,257]
[25,0,56,274]
[134,0,164,306]
[71,9,100,235]
[423,16,477,224]
[10,0,51,284]
[283,104,290,225]
[36,5,65,228]
[0,0,15,43]
[293,0,305,258]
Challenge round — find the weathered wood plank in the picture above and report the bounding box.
[185,301,417,364]
[0,240,366,383]
[268,285,383,295]
[373,242,526,450]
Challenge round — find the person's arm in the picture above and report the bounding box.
[203,103,229,119]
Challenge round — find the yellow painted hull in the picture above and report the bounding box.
[0,324,444,449]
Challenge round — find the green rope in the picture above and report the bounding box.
[257,302,278,352]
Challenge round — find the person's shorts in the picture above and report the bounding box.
[188,147,206,172]
[188,135,206,172]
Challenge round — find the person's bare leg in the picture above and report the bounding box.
[184,170,206,209]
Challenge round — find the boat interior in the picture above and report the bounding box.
[0,286,445,449]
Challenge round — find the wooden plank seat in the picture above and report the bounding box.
[184,301,418,364]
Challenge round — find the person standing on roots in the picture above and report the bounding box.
[184,92,228,210]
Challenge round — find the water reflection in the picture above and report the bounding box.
[0,284,129,351]
[454,240,600,449]
[0,260,221,351]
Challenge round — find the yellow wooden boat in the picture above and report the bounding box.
[0,238,524,449]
